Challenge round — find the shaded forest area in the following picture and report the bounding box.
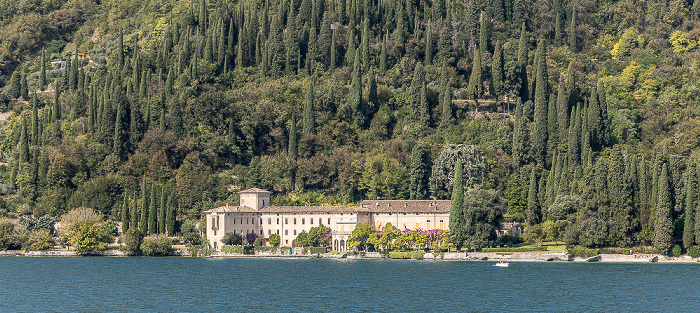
[2,0,700,251]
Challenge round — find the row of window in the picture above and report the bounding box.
[231,229,265,235]
[267,218,331,225]
[396,220,445,230]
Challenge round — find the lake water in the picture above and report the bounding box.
[1,257,699,312]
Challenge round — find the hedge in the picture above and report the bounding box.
[481,246,548,252]
[566,245,599,257]
[221,245,254,254]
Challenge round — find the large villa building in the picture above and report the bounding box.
[204,188,451,251]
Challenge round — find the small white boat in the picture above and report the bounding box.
[493,260,509,267]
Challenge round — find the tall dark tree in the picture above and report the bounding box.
[40,49,47,89]
[527,169,539,224]
[409,144,432,200]
[467,49,483,108]
[130,193,138,231]
[569,6,577,51]
[512,101,530,167]
[654,166,673,251]
[288,114,298,160]
[517,23,529,101]
[449,159,465,248]
[140,177,148,233]
[531,40,548,166]
[439,64,453,129]
[159,185,166,234]
[121,193,129,233]
[683,165,697,249]
[410,62,429,131]
[149,183,158,235]
[20,71,28,100]
[350,52,363,127]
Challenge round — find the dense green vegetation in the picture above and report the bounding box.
[1,0,700,253]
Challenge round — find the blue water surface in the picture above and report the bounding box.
[1,257,698,312]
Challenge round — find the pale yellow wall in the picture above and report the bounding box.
[239,193,270,210]
[371,213,449,231]
[259,212,369,247]
[206,212,262,249]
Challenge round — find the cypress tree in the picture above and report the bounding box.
[409,144,432,200]
[361,17,370,71]
[8,70,21,99]
[425,19,433,65]
[217,20,226,66]
[204,30,213,63]
[159,185,166,234]
[288,114,298,160]
[568,105,581,166]
[467,49,483,106]
[379,33,388,74]
[346,26,356,67]
[31,97,38,146]
[532,40,548,166]
[556,74,569,140]
[437,19,453,64]
[512,100,529,167]
[588,89,603,149]
[683,165,696,249]
[40,49,47,89]
[140,177,148,233]
[517,23,529,101]
[284,7,299,75]
[439,65,453,129]
[53,82,61,121]
[527,169,539,224]
[129,193,137,231]
[330,27,337,72]
[149,183,157,235]
[306,28,318,75]
[597,79,610,146]
[492,41,504,100]
[410,62,429,130]
[167,190,176,236]
[20,71,28,100]
[350,51,363,127]
[367,69,378,108]
[303,80,315,134]
[199,0,207,34]
[121,193,129,233]
[393,0,406,48]
[569,6,577,51]
[449,159,465,248]
[237,25,245,70]
[654,166,673,251]
[512,0,524,27]
[112,99,125,158]
[479,13,488,54]
[227,19,234,60]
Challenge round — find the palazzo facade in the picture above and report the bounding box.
[204,188,451,251]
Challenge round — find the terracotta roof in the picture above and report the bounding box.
[203,206,258,213]
[360,200,451,213]
[239,188,271,194]
[259,206,369,214]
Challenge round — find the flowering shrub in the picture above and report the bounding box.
[351,223,452,251]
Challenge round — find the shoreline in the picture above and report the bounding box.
[2,250,699,263]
